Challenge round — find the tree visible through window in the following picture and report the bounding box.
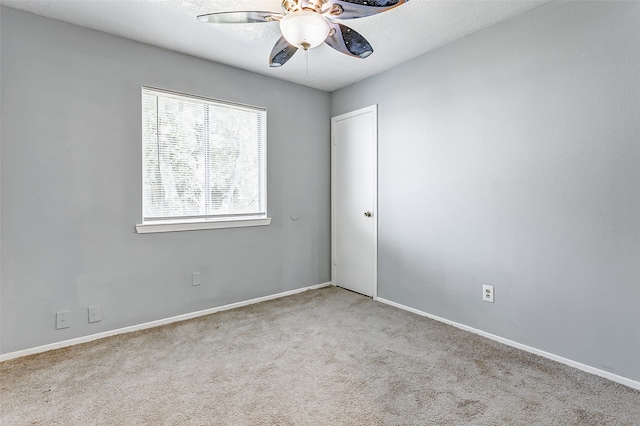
[142,87,266,224]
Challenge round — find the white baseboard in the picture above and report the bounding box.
[0,282,333,363]
[375,296,640,392]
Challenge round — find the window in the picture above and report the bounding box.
[136,87,269,233]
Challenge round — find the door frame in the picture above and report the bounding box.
[331,104,378,298]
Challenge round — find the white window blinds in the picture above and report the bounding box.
[142,87,267,223]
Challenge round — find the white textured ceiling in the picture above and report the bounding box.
[1,0,551,91]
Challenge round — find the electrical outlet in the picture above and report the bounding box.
[88,305,101,323]
[483,285,494,303]
[192,272,201,286]
[56,311,70,329]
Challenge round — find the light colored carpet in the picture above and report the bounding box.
[1,286,638,425]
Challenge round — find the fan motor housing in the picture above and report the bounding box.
[282,0,328,14]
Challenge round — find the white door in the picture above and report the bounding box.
[331,105,377,297]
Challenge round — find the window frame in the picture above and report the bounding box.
[135,87,270,234]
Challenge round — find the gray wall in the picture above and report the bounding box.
[0,6,3,355]
[1,7,331,354]
[332,0,640,382]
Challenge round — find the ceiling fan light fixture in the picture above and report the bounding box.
[279,10,330,50]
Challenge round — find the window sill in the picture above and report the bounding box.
[135,218,271,234]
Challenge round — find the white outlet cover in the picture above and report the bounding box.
[88,305,102,323]
[483,285,495,303]
[56,311,70,329]
[192,272,201,286]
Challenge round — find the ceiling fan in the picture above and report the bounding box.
[197,0,410,67]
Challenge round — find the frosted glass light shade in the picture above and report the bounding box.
[279,11,331,50]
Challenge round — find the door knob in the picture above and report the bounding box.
[364,211,373,217]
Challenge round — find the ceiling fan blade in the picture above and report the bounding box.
[269,36,299,67]
[324,23,373,58]
[328,0,409,20]
[197,11,283,24]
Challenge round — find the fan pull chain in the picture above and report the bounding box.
[305,49,309,75]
